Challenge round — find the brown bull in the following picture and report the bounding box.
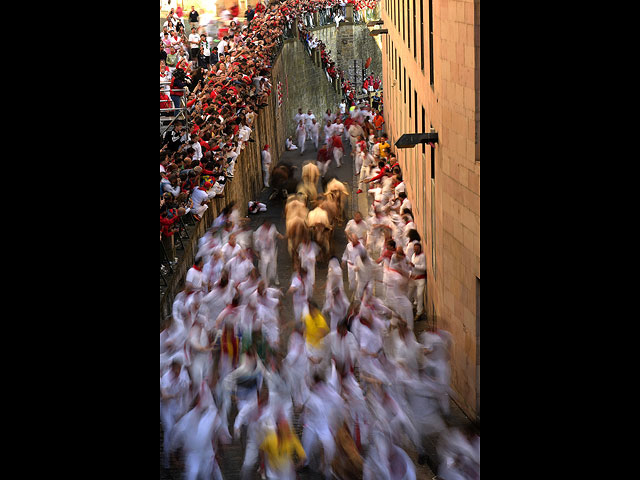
[316,193,339,227]
[325,178,350,226]
[301,162,320,186]
[307,206,332,262]
[286,216,309,269]
[299,162,320,206]
[285,196,307,219]
[270,163,298,200]
[296,181,317,208]
[285,196,309,268]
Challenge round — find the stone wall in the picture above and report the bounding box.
[313,23,383,95]
[380,0,480,420]
[278,37,342,140]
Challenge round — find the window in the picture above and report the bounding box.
[429,0,434,86]
[421,106,426,154]
[407,0,411,50]
[413,0,417,59]
[402,0,405,43]
[404,69,407,104]
[430,124,435,180]
[394,0,398,30]
[414,92,418,132]
[431,179,436,280]
[420,0,424,72]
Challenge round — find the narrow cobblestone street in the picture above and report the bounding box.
[160,134,442,479]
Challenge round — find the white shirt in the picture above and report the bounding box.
[238,125,252,142]
[261,149,271,166]
[344,219,369,244]
[325,330,358,371]
[411,252,427,276]
[189,33,200,49]
[323,113,336,124]
[305,114,316,127]
[160,367,191,413]
[220,242,242,263]
[217,39,228,54]
[191,187,214,210]
[342,242,365,266]
[253,224,280,255]
[324,123,335,139]
[169,35,181,48]
[201,39,210,56]
[371,142,380,158]
[185,266,204,290]
[190,141,203,162]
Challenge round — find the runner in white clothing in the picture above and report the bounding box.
[262,144,272,187]
[409,242,427,317]
[253,220,285,286]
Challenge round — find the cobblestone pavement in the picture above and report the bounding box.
[160,134,441,479]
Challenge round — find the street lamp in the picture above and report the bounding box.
[395,131,439,149]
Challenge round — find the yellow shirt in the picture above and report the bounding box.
[304,310,329,349]
[260,430,306,470]
[379,141,391,158]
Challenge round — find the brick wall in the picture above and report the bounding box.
[380,0,480,420]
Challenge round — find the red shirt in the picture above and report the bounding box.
[199,139,211,152]
[160,93,172,109]
[368,165,389,183]
[317,147,329,163]
[170,77,184,96]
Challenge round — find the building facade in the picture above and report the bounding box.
[379,0,480,420]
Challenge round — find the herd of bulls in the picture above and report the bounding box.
[271,161,350,268]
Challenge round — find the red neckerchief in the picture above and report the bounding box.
[192,264,202,272]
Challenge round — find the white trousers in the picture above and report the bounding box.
[333,147,343,166]
[355,153,363,176]
[259,249,278,285]
[318,160,330,177]
[346,263,356,292]
[160,404,179,466]
[189,352,212,392]
[409,278,426,315]
[185,451,223,480]
[263,164,271,187]
[302,422,336,473]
